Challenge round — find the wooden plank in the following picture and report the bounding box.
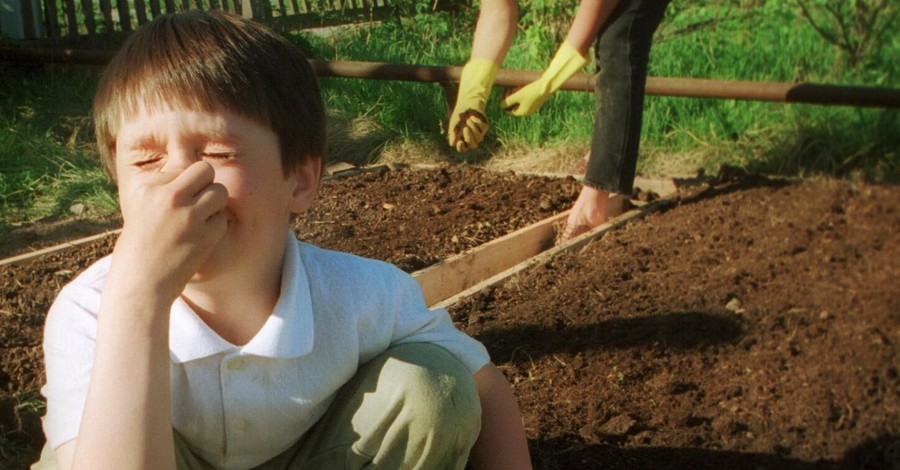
[414,194,628,307]
[64,0,79,36]
[164,0,176,14]
[0,229,122,268]
[431,193,677,310]
[413,212,564,308]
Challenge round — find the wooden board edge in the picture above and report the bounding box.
[431,193,677,310]
[417,194,629,307]
[0,228,122,267]
[413,211,569,306]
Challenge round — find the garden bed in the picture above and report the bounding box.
[450,174,899,469]
[1,166,897,469]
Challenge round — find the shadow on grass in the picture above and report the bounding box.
[742,108,899,185]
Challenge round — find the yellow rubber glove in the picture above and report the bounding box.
[448,59,499,152]
[501,42,586,117]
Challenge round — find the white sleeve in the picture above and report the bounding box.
[385,267,491,373]
[40,265,104,450]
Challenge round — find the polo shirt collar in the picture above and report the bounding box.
[169,231,315,363]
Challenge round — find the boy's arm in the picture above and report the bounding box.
[61,162,227,470]
[469,363,532,469]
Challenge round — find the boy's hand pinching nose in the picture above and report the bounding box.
[116,161,229,299]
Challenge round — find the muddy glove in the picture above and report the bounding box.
[501,42,586,117]
[448,59,499,152]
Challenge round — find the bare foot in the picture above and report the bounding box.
[557,185,610,244]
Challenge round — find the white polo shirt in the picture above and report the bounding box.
[41,232,490,469]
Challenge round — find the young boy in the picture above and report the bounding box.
[34,10,531,470]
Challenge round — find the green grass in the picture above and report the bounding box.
[1,1,898,231]
[0,66,118,234]
[298,2,898,179]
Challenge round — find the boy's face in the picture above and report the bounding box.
[114,105,319,283]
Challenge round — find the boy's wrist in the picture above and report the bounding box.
[105,246,185,310]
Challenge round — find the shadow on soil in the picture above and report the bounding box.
[472,311,744,364]
[529,433,900,470]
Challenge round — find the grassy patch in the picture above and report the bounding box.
[1,1,897,230]
[0,66,118,233]
[297,1,898,179]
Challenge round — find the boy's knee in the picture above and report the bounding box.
[359,343,482,456]
[372,343,481,427]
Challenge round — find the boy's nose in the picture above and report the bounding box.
[160,147,199,173]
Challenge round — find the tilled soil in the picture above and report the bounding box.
[1,166,898,469]
[451,174,899,469]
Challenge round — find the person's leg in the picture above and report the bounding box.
[561,0,669,243]
[586,0,670,195]
[263,343,481,470]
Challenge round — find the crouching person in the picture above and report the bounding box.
[33,10,531,470]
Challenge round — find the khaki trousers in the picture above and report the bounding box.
[33,343,482,469]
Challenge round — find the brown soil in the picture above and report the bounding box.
[1,166,898,469]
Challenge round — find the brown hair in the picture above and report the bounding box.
[93,10,325,180]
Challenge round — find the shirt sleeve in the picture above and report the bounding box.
[382,265,492,374]
[40,261,106,450]
[299,242,492,374]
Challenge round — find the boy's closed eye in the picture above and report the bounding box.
[129,148,237,171]
[132,154,164,169]
[200,150,237,161]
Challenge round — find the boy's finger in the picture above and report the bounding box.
[172,161,217,199]
[194,182,229,217]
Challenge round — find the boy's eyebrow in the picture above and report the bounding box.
[121,127,240,151]
[121,133,163,151]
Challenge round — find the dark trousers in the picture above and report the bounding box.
[585,0,670,194]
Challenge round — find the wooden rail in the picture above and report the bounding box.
[3,46,898,108]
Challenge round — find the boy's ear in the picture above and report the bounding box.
[289,156,322,214]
